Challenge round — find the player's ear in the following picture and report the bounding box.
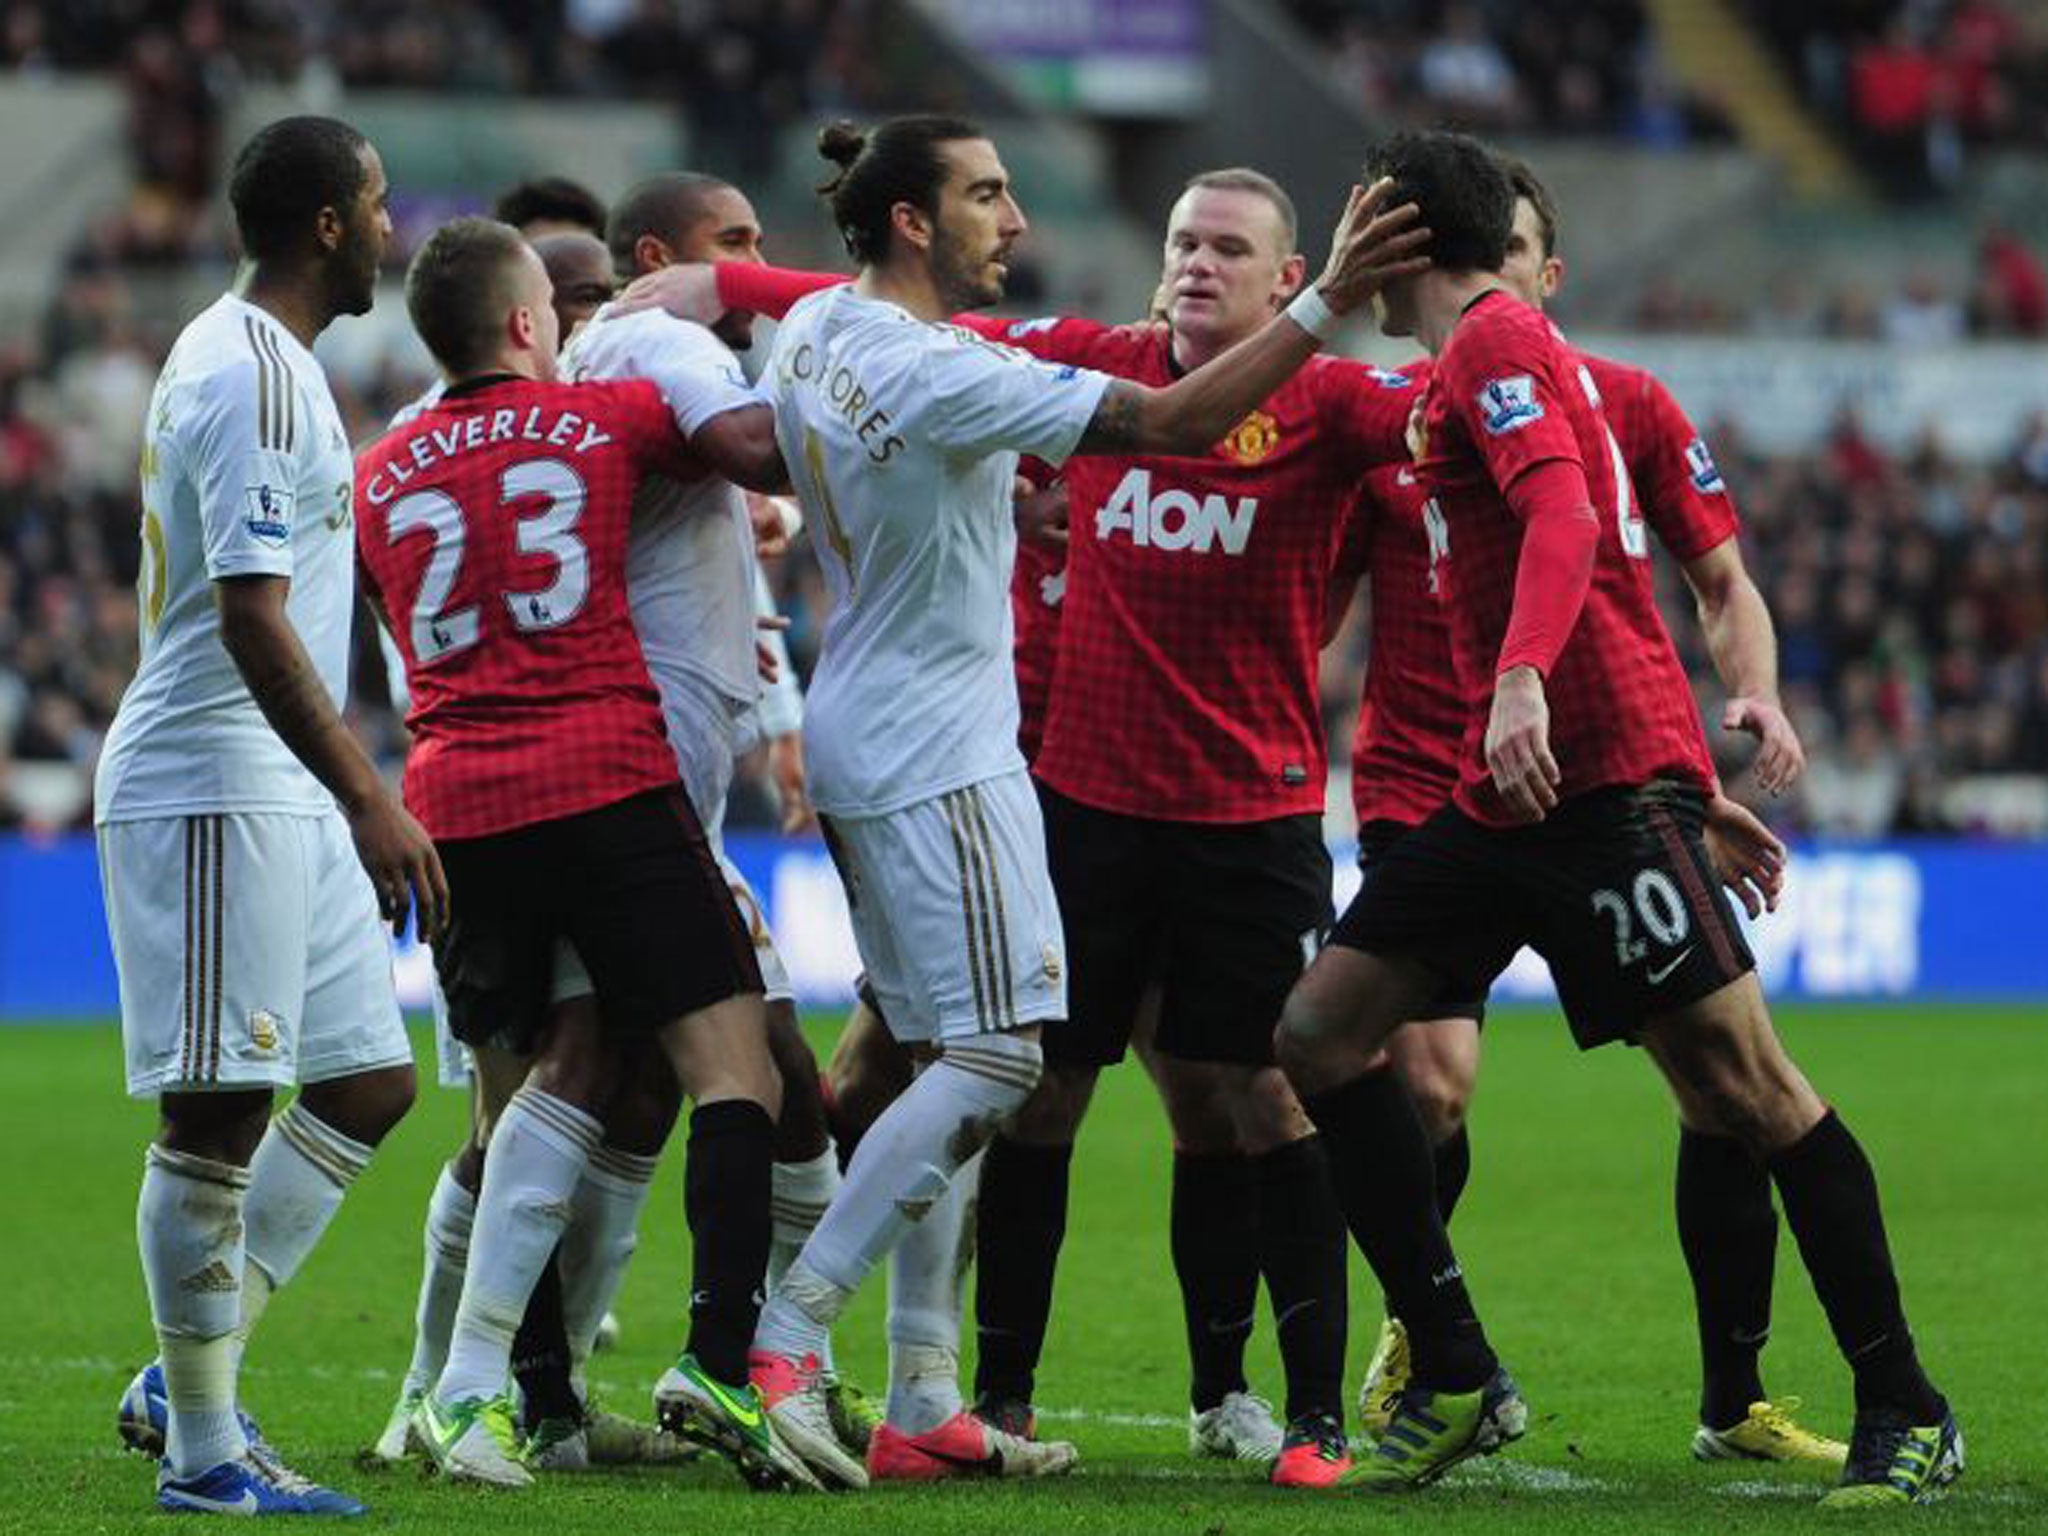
[1543,257,1565,300]
[1277,251,1309,303]
[313,203,344,256]
[507,301,537,353]
[890,199,933,255]
[633,233,673,278]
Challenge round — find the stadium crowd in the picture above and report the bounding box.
[6,268,2048,839]
[1746,0,2048,194]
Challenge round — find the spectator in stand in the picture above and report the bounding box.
[1972,221,2048,335]
[1417,3,1523,126]
[1881,267,1966,345]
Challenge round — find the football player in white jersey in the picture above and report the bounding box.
[96,116,442,1516]
[563,170,881,1457]
[727,113,1425,1488]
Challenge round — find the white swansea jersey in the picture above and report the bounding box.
[95,294,357,823]
[563,305,762,707]
[766,287,1110,816]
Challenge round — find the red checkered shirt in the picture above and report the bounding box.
[1332,361,1468,828]
[1421,293,1715,826]
[355,375,688,840]
[1013,533,1066,765]
[1584,353,1740,562]
[961,314,1416,822]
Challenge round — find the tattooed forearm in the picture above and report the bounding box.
[1077,382,1145,453]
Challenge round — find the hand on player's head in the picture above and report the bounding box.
[1315,179,1430,317]
[613,262,726,325]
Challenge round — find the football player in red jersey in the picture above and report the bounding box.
[356,217,819,1494]
[1277,131,1958,1507]
[1338,158,1838,1468]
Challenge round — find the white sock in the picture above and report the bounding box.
[401,1164,475,1397]
[770,1147,840,1289]
[770,1147,841,1371]
[560,1143,657,1392]
[886,1150,981,1434]
[435,1088,601,1406]
[138,1145,251,1477]
[235,1102,372,1367]
[754,1034,1038,1361]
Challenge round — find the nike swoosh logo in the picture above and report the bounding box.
[703,1377,763,1429]
[176,1488,260,1513]
[1646,947,1694,985]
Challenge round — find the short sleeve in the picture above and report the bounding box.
[1443,313,1584,512]
[1322,360,1420,472]
[189,359,302,581]
[614,380,700,482]
[923,330,1112,465]
[1634,374,1739,562]
[619,314,760,438]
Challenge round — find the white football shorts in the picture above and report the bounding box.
[661,667,793,1006]
[820,770,1066,1043]
[100,810,409,1099]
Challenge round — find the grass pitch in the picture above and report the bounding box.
[1,1005,2042,1533]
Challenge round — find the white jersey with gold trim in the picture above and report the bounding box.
[95,293,357,823]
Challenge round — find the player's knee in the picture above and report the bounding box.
[1402,1064,1470,1142]
[1007,1054,1090,1144]
[298,1062,416,1147]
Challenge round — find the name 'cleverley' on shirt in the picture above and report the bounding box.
[363,405,616,505]
[776,340,906,465]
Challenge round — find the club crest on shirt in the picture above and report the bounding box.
[243,483,294,545]
[1220,409,1279,465]
[1478,375,1543,435]
[1685,437,1726,494]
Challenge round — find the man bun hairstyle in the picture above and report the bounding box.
[229,115,370,262]
[815,114,986,267]
[405,216,531,376]
[1364,129,1513,276]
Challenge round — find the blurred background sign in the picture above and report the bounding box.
[924,0,1211,116]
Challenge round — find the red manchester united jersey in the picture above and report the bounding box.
[1419,292,1713,826]
[1331,359,1468,829]
[1013,533,1066,764]
[962,313,1416,822]
[355,375,690,840]
[1583,353,1740,563]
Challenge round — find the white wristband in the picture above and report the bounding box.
[1285,284,1341,342]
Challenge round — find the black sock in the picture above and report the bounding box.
[1254,1136,1348,1423]
[1169,1150,1261,1413]
[683,1099,776,1388]
[972,1136,1073,1406]
[511,1245,579,1429]
[1768,1110,1943,1422]
[1676,1127,1775,1428]
[1300,1066,1495,1392]
[1433,1124,1472,1225]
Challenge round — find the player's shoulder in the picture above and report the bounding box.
[1314,351,1429,395]
[572,302,741,372]
[987,312,1152,364]
[1578,349,1659,407]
